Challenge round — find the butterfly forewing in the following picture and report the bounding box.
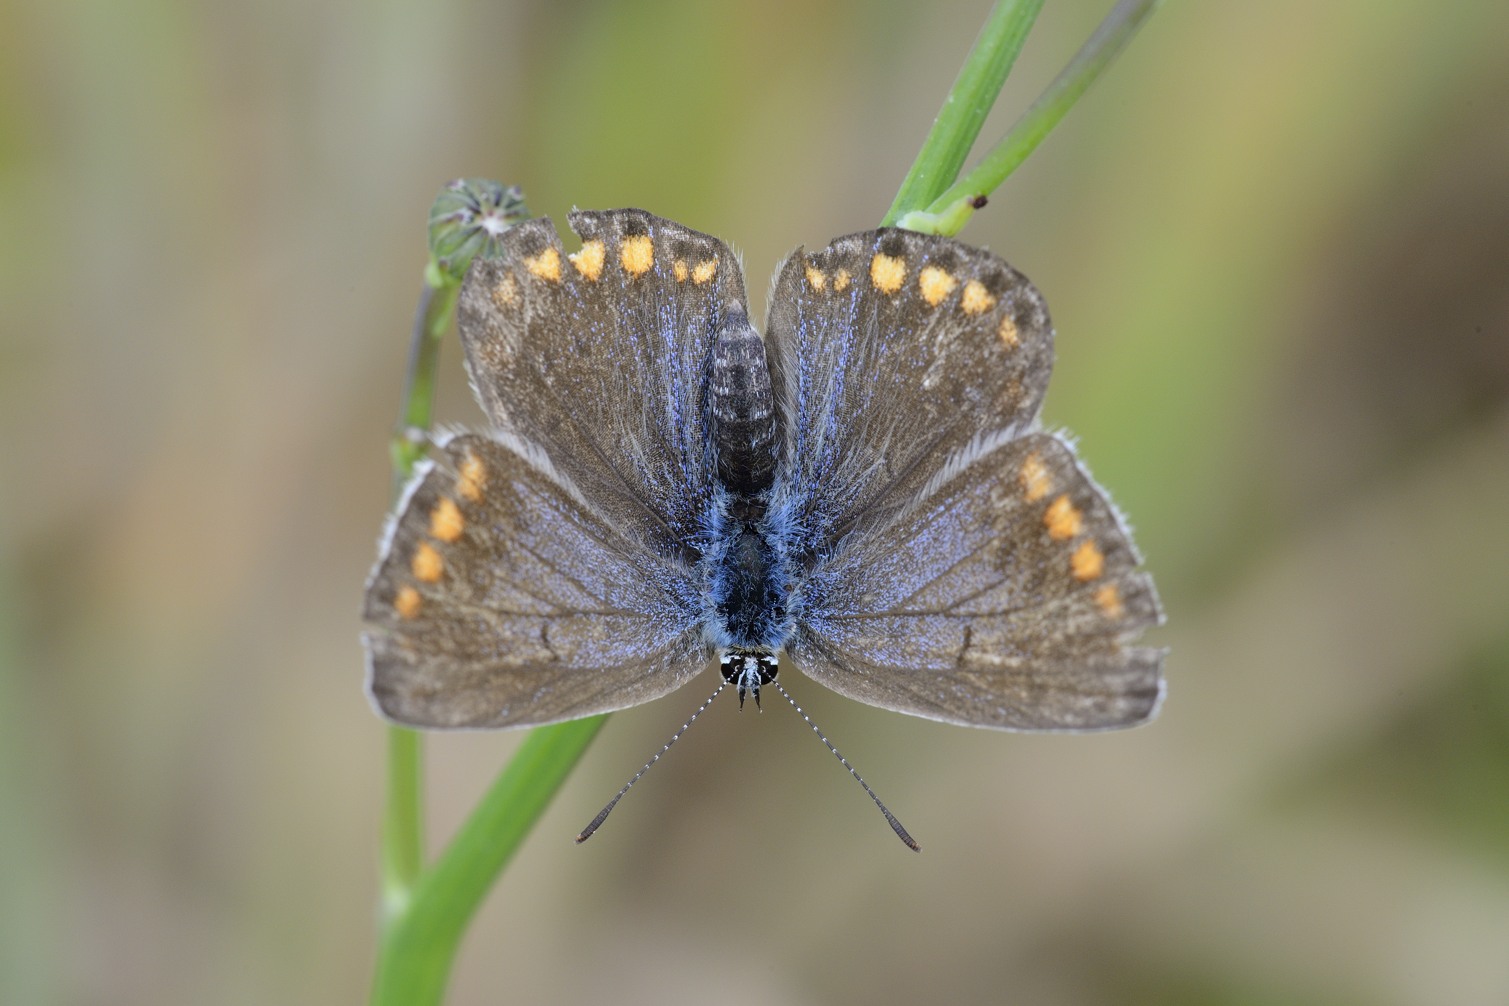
[363,434,711,728]
[764,228,1054,553]
[789,431,1163,730]
[455,209,748,559]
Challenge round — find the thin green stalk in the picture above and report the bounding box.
[910,0,1163,235]
[373,180,530,965]
[381,724,424,917]
[882,0,1044,227]
[371,717,608,1006]
[378,276,455,912]
[389,282,461,490]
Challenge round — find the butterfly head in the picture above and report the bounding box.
[720,649,779,710]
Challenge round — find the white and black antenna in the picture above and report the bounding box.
[767,675,920,851]
[576,677,728,844]
[577,650,920,851]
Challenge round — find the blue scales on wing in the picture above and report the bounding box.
[763,227,1164,730]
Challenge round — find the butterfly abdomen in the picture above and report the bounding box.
[707,307,778,495]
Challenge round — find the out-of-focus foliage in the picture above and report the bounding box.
[1,2,1506,1004]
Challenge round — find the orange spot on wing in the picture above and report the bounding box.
[960,280,995,315]
[620,235,654,277]
[394,586,422,619]
[870,253,906,294]
[918,265,957,306]
[805,264,827,292]
[998,313,1020,348]
[673,259,689,282]
[692,259,717,285]
[524,247,562,283]
[568,240,605,281]
[1095,583,1125,619]
[457,453,486,502]
[490,275,519,309]
[429,497,464,543]
[1071,539,1105,581]
[411,541,444,583]
[1019,452,1052,502]
[1044,494,1083,541]
[833,268,851,292]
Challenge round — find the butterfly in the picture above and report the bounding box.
[362,208,1164,840]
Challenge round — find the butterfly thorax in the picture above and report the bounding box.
[706,494,792,651]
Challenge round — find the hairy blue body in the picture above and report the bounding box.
[700,486,799,652]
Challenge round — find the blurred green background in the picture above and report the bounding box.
[4,1,1508,1003]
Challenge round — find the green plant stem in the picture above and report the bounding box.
[917,0,1163,234]
[381,724,424,916]
[371,717,608,1006]
[377,268,460,921]
[390,283,461,490]
[883,0,1043,227]
[378,182,534,931]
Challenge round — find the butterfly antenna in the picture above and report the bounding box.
[576,679,727,844]
[769,679,921,852]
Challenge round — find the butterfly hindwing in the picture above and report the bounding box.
[363,434,712,728]
[790,431,1164,730]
